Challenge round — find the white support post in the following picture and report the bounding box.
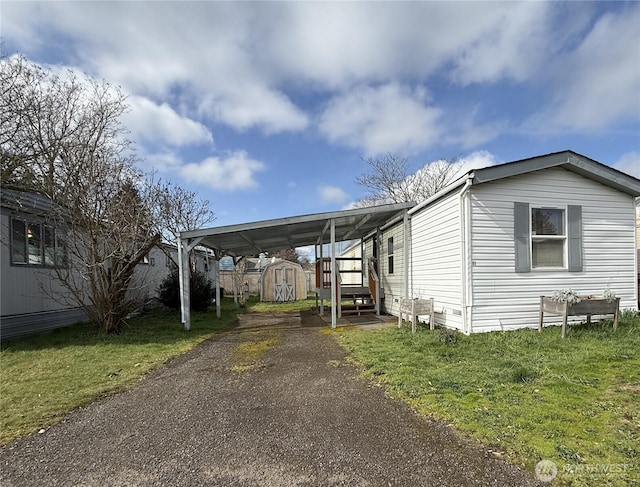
[319,237,324,317]
[178,237,191,331]
[177,235,184,324]
[330,218,337,329]
[214,258,221,319]
[375,229,381,316]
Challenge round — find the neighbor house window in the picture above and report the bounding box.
[387,237,394,274]
[11,218,66,267]
[531,208,566,268]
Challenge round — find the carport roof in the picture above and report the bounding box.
[178,202,415,257]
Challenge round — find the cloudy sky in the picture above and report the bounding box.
[2,1,639,228]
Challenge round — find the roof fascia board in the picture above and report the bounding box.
[408,174,473,216]
[180,202,414,240]
[379,209,411,232]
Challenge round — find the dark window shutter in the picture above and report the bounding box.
[567,205,583,272]
[514,202,530,273]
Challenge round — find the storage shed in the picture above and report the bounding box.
[259,259,307,302]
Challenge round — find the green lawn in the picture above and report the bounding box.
[0,300,240,444]
[335,313,640,486]
[4,295,638,486]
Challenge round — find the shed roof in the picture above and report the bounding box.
[180,202,415,257]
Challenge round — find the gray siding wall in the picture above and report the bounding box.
[2,207,216,338]
[410,191,465,330]
[0,212,78,316]
[469,167,638,332]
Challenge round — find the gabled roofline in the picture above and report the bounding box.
[410,150,640,216]
[471,150,640,196]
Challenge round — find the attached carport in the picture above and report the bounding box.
[176,202,414,330]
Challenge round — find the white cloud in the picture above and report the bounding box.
[444,108,506,149]
[318,84,442,156]
[319,186,349,204]
[613,152,640,179]
[136,149,184,172]
[454,150,500,177]
[3,1,637,149]
[450,2,559,85]
[528,4,640,132]
[124,96,213,147]
[199,85,309,134]
[180,151,265,191]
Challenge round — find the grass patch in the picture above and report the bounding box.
[336,316,640,486]
[231,328,284,370]
[245,293,317,313]
[0,299,240,445]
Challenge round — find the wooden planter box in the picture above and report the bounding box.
[539,296,620,338]
[398,298,435,333]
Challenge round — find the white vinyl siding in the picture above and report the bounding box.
[410,191,464,330]
[469,167,637,332]
[379,222,407,316]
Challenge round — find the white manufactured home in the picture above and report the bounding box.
[179,151,639,332]
[366,151,640,333]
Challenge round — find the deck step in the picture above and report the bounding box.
[341,303,376,316]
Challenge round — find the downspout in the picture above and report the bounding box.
[403,209,410,300]
[459,176,473,334]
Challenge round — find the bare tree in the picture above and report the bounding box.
[270,248,302,264]
[151,179,216,268]
[355,153,461,206]
[0,55,172,333]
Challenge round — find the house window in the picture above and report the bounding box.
[11,218,66,267]
[531,208,565,268]
[12,219,27,263]
[387,237,394,274]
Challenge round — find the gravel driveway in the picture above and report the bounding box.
[1,315,543,486]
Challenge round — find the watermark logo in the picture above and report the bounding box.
[535,460,558,483]
[563,463,631,478]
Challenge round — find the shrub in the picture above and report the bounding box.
[157,268,215,311]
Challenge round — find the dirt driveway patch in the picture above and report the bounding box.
[1,316,542,486]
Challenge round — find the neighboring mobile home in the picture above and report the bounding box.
[0,189,216,339]
[366,150,640,333]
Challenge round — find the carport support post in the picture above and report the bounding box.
[214,257,221,319]
[330,218,337,329]
[177,236,191,331]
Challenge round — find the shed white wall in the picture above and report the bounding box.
[410,191,465,330]
[469,167,638,332]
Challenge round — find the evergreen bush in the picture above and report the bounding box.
[157,267,215,311]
